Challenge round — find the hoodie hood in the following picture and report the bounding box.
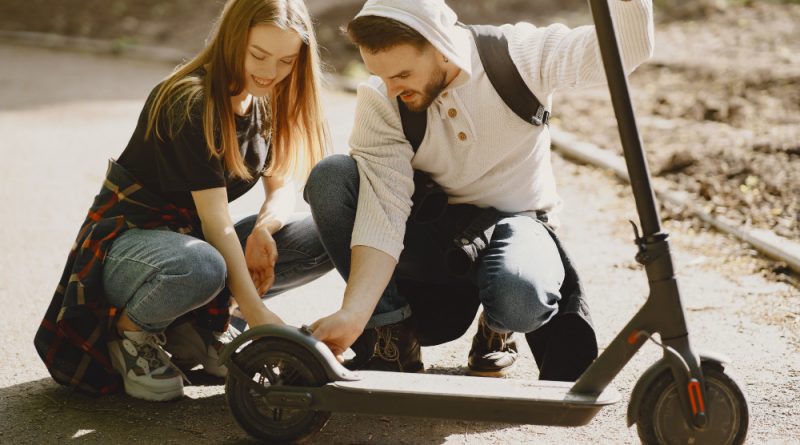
[354,0,472,76]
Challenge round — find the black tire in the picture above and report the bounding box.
[637,362,749,445]
[225,338,331,444]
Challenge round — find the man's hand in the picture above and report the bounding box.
[245,228,278,295]
[309,310,369,362]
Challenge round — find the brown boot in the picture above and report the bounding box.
[345,318,424,373]
[467,313,518,377]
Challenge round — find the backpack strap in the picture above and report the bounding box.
[466,24,550,127]
[398,23,551,152]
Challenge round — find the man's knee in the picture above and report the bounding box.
[304,154,358,206]
[483,277,560,333]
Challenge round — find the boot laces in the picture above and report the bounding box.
[373,326,400,362]
[482,319,511,351]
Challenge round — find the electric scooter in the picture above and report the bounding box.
[220,1,749,443]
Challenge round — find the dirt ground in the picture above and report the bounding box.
[555,2,800,244]
[1,1,799,444]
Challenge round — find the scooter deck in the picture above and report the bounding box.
[267,371,620,426]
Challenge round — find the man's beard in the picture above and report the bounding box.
[402,65,449,112]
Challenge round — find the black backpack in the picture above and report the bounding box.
[398,23,551,152]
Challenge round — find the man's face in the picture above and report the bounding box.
[361,43,448,112]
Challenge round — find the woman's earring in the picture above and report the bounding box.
[443,57,449,63]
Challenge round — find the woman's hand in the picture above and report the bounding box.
[245,227,278,295]
[191,187,283,330]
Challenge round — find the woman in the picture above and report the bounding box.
[34,0,332,401]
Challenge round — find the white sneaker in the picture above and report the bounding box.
[164,321,238,378]
[108,331,184,401]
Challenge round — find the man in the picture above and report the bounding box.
[304,0,654,377]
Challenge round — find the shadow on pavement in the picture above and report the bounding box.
[315,414,512,445]
[1,378,241,443]
[2,377,509,444]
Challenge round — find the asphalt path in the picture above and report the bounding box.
[1,43,798,444]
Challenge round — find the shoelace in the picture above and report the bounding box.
[137,333,170,370]
[136,333,191,384]
[373,327,400,362]
[483,322,512,352]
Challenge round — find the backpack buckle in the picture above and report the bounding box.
[531,105,550,126]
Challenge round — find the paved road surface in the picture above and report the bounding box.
[1,43,798,444]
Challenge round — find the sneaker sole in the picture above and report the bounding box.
[466,363,516,378]
[122,378,184,402]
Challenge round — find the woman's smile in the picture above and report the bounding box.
[252,74,274,87]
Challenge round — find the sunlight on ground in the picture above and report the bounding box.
[71,429,95,439]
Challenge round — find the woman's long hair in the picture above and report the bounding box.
[145,0,328,181]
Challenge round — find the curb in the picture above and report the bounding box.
[3,30,797,275]
[550,127,800,275]
[0,30,191,65]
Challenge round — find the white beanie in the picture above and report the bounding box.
[354,0,472,75]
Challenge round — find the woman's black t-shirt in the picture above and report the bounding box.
[117,83,270,210]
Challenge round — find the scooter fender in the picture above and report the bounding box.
[627,351,730,426]
[218,324,359,382]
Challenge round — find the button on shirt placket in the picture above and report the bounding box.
[440,93,469,145]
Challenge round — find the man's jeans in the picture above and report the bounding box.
[304,155,565,334]
[102,213,332,333]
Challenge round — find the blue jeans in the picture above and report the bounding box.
[304,155,565,333]
[102,213,332,333]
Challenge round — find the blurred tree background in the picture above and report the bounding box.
[1,0,796,74]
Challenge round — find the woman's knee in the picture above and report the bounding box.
[181,241,227,299]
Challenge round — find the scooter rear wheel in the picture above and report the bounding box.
[636,362,748,445]
[225,337,331,444]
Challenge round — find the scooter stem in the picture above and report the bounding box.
[581,0,708,428]
[587,0,662,237]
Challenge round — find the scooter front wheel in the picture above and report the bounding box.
[225,337,331,444]
[636,362,748,445]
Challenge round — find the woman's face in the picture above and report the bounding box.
[242,24,303,96]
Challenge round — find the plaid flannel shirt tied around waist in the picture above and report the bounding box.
[33,159,231,395]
